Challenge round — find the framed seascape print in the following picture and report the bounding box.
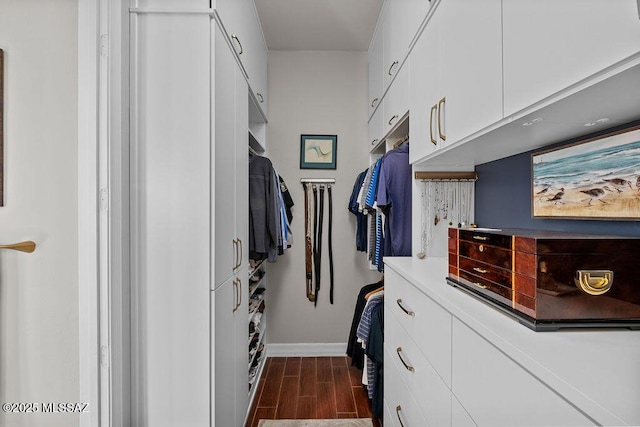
[532,125,640,220]
[300,134,337,169]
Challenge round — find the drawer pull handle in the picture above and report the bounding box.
[231,34,243,55]
[575,270,613,295]
[473,267,488,274]
[437,96,446,141]
[430,104,438,145]
[388,60,399,76]
[371,97,379,108]
[388,115,399,126]
[472,282,488,289]
[257,92,264,103]
[396,347,414,372]
[473,235,488,241]
[371,138,379,146]
[396,405,405,427]
[396,299,415,317]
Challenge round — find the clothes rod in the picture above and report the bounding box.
[300,178,336,184]
[414,171,478,181]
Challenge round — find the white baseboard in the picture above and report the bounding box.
[266,342,348,357]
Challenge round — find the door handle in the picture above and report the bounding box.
[231,34,243,55]
[437,97,446,141]
[430,104,438,145]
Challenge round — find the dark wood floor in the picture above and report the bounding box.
[245,356,382,427]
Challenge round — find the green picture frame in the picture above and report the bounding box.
[300,134,337,169]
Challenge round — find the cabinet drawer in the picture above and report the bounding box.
[384,344,430,427]
[386,268,452,387]
[452,319,596,427]
[385,311,452,427]
[459,240,512,270]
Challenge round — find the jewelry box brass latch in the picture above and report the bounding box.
[574,270,613,296]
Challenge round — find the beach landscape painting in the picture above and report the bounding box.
[532,126,640,219]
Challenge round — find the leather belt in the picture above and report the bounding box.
[327,184,334,304]
[303,183,314,301]
[314,185,325,307]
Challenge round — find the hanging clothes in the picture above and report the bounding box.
[376,143,412,256]
[346,280,384,369]
[348,169,368,252]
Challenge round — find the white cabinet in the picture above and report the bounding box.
[368,107,384,151]
[409,0,502,163]
[212,271,248,427]
[216,0,268,117]
[368,23,384,119]
[503,0,640,117]
[130,8,260,426]
[382,61,409,136]
[451,318,596,427]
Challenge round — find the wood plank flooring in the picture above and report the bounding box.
[245,356,381,427]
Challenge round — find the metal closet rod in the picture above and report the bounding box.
[414,171,478,181]
[300,178,336,184]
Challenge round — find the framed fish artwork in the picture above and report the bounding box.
[532,125,640,220]
[300,134,337,169]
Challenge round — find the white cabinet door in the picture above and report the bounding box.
[236,66,249,272]
[245,3,268,117]
[452,319,596,427]
[451,396,476,427]
[409,16,439,163]
[382,62,410,136]
[437,0,502,146]
[214,22,238,289]
[215,0,251,61]
[503,0,640,116]
[234,270,249,426]
[368,24,384,119]
[131,12,211,426]
[368,108,384,151]
[213,279,237,427]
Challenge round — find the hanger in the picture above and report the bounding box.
[365,285,384,300]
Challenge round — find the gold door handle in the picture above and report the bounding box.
[232,279,239,313]
[232,239,239,270]
[396,405,405,427]
[396,299,415,317]
[437,96,446,141]
[472,282,488,289]
[371,97,379,108]
[430,104,438,145]
[257,93,264,103]
[0,241,36,253]
[472,235,488,241]
[231,34,243,55]
[473,267,488,274]
[396,347,414,372]
[388,115,398,126]
[388,60,399,76]
[237,277,242,310]
[238,238,243,269]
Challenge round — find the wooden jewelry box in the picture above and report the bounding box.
[447,227,640,331]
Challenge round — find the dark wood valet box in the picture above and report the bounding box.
[447,227,640,331]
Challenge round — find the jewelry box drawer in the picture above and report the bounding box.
[459,256,512,288]
[459,240,512,270]
[385,268,452,387]
[459,229,512,249]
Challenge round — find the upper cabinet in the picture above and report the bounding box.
[503,0,640,117]
[369,23,384,119]
[409,0,503,164]
[216,0,268,118]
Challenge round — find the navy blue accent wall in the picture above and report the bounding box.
[475,120,640,237]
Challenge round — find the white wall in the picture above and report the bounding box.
[0,1,79,426]
[265,51,381,346]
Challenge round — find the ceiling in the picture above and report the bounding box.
[254,0,384,51]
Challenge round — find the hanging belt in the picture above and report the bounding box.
[327,184,335,304]
[303,183,314,301]
[312,185,318,303]
[314,185,325,307]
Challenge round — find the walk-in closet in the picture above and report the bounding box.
[2,1,640,427]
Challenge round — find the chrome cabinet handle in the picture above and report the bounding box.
[231,34,243,55]
[371,97,379,108]
[388,60,399,76]
[388,115,398,126]
[437,97,446,141]
[396,299,415,317]
[430,104,438,145]
[396,405,405,427]
[396,347,414,372]
[257,92,264,103]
